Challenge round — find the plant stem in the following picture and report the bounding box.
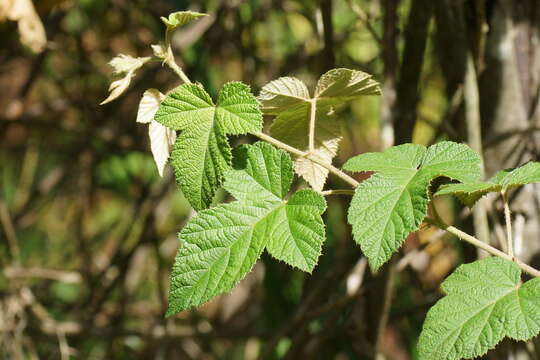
[164,51,191,84]
[425,217,540,278]
[253,131,359,187]
[501,190,514,258]
[320,189,356,196]
[308,99,317,153]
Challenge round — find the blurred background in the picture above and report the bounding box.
[1,0,540,359]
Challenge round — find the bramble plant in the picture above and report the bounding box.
[101,11,540,360]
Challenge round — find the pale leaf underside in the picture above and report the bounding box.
[259,68,381,191]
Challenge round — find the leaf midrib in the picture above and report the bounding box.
[433,287,518,359]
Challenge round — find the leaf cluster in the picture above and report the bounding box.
[102,11,540,360]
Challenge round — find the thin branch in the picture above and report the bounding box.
[502,190,514,258]
[164,50,191,84]
[425,217,540,278]
[347,0,382,44]
[320,189,355,196]
[0,200,20,265]
[253,131,359,187]
[4,267,82,284]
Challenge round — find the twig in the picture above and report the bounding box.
[4,267,82,284]
[425,217,540,278]
[164,50,191,84]
[320,189,355,196]
[347,0,382,44]
[0,200,20,264]
[501,190,514,258]
[253,132,359,187]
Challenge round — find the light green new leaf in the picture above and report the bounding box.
[160,11,207,32]
[344,141,481,270]
[436,161,540,207]
[155,82,262,210]
[418,257,540,360]
[259,68,381,191]
[166,142,327,316]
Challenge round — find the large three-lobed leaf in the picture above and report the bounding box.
[436,161,540,207]
[155,82,262,210]
[166,142,327,316]
[259,68,381,191]
[418,257,540,359]
[343,142,481,270]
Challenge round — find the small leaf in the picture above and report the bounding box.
[314,68,382,99]
[344,141,481,270]
[100,75,134,105]
[259,68,381,191]
[137,89,165,124]
[160,11,207,32]
[136,90,175,177]
[154,82,262,210]
[436,161,540,207]
[166,142,327,316]
[148,121,176,177]
[109,54,150,75]
[418,257,540,360]
[100,55,150,105]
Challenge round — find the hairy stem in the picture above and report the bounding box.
[308,99,317,152]
[253,131,359,187]
[320,189,356,196]
[501,190,514,258]
[425,217,540,278]
[164,49,191,84]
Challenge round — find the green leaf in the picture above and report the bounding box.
[166,142,327,316]
[418,257,540,360]
[160,11,207,32]
[436,161,540,207]
[259,68,381,191]
[344,141,481,270]
[155,82,262,210]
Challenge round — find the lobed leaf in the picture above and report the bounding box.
[436,161,540,207]
[166,142,327,316]
[259,68,381,191]
[344,141,481,270]
[155,82,262,210]
[418,257,540,360]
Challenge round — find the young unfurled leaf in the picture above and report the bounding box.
[100,55,151,105]
[418,257,540,360]
[161,11,207,38]
[161,11,207,30]
[259,68,381,191]
[136,89,176,177]
[436,161,540,207]
[166,142,327,316]
[344,141,481,270]
[154,82,262,210]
